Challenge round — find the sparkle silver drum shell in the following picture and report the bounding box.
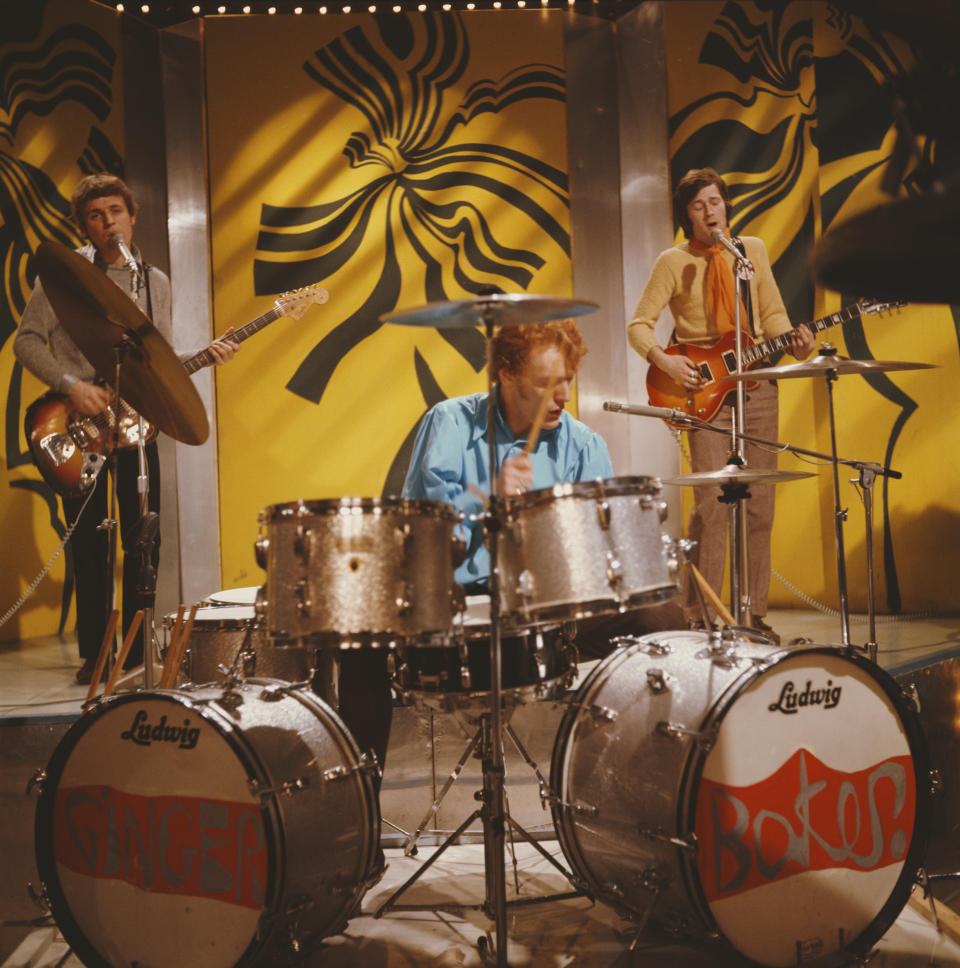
[163,604,313,684]
[256,497,464,647]
[497,476,678,624]
[550,630,931,967]
[34,679,381,968]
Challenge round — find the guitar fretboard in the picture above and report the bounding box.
[741,304,863,365]
[182,306,283,374]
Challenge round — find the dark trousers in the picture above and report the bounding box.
[62,442,160,664]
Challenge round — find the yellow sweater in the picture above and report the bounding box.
[627,236,792,360]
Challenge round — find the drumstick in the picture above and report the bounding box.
[85,609,119,702]
[102,610,144,698]
[690,563,737,627]
[163,603,198,689]
[523,359,562,456]
[159,604,186,689]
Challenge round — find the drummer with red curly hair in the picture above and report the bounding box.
[403,317,613,595]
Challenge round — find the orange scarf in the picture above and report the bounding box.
[690,231,746,334]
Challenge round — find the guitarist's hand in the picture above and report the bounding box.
[67,380,112,416]
[207,326,239,365]
[649,346,703,390]
[789,323,815,360]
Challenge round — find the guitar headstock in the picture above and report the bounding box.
[276,284,330,320]
[858,297,907,316]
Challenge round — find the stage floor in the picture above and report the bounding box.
[4,607,960,966]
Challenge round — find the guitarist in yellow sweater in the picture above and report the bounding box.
[627,168,814,641]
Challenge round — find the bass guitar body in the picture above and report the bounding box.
[24,393,154,497]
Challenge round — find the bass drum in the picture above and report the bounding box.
[34,679,381,968]
[550,630,931,967]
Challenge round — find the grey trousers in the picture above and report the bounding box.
[684,380,779,620]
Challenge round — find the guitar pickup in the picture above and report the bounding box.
[40,433,76,467]
[697,361,715,384]
[720,350,738,377]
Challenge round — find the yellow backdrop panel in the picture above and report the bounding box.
[205,12,572,590]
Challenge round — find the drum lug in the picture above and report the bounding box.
[633,865,671,893]
[656,720,716,751]
[249,775,309,799]
[26,768,46,796]
[930,769,943,796]
[293,524,310,561]
[545,791,599,818]
[637,823,697,853]
[655,499,668,524]
[254,584,268,622]
[295,578,311,615]
[585,703,618,724]
[516,568,535,603]
[459,641,472,690]
[901,680,921,714]
[646,668,669,693]
[26,880,50,913]
[324,753,381,783]
[254,533,269,569]
[596,499,612,530]
[395,581,413,616]
[605,552,623,592]
[259,682,288,701]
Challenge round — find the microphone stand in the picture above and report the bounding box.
[603,400,900,659]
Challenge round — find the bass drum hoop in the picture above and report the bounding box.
[260,495,461,523]
[676,645,932,965]
[34,688,285,968]
[500,475,660,511]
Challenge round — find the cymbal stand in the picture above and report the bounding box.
[854,464,879,662]
[481,306,509,966]
[374,710,582,918]
[730,248,754,625]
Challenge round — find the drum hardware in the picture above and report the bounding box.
[646,668,668,693]
[723,345,934,653]
[551,631,932,967]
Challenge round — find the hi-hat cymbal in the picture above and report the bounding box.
[36,241,209,445]
[811,187,960,304]
[722,352,937,382]
[381,293,599,328]
[663,464,815,487]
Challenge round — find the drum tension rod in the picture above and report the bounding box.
[656,720,717,751]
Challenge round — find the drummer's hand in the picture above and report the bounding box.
[649,346,702,391]
[498,453,533,498]
[67,380,111,416]
[207,326,239,365]
[789,323,815,360]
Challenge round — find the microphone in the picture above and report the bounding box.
[603,400,693,422]
[110,233,140,294]
[710,228,753,271]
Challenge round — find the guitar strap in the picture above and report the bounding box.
[732,236,757,337]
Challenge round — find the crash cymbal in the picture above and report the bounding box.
[811,187,960,304]
[381,293,599,328]
[662,464,815,487]
[722,351,937,382]
[36,241,208,445]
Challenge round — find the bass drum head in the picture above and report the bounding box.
[685,647,930,967]
[35,684,378,968]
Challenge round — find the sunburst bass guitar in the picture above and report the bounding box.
[645,298,904,428]
[25,284,329,497]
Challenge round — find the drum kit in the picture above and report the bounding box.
[27,243,936,968]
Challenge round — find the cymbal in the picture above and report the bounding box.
[36,241,209,445]
[663,464,815,487]
[811,187,960,304]
[380,293,599,328]
[722,352,937,382]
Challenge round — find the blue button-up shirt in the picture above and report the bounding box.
[402,389,614,588]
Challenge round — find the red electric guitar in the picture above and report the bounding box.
[646,298,904,428]
[25,284,328,496]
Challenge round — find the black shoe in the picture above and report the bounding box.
[751,616,781,645]
[76,658,97,685]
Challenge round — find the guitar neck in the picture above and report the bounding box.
[182,306,283,374]
[741,304,862,365]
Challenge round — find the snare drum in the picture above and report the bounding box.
[204,586,260,606]
[163,605,312,684]
[551,630,930,967]
[394,619,576,713]
[257,497,464,646]
[34,679,381,968]
[497,476,678,624]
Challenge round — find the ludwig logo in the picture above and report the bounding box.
[120,709,201,750]
[768,679,842,714]
[695,748,915,902]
